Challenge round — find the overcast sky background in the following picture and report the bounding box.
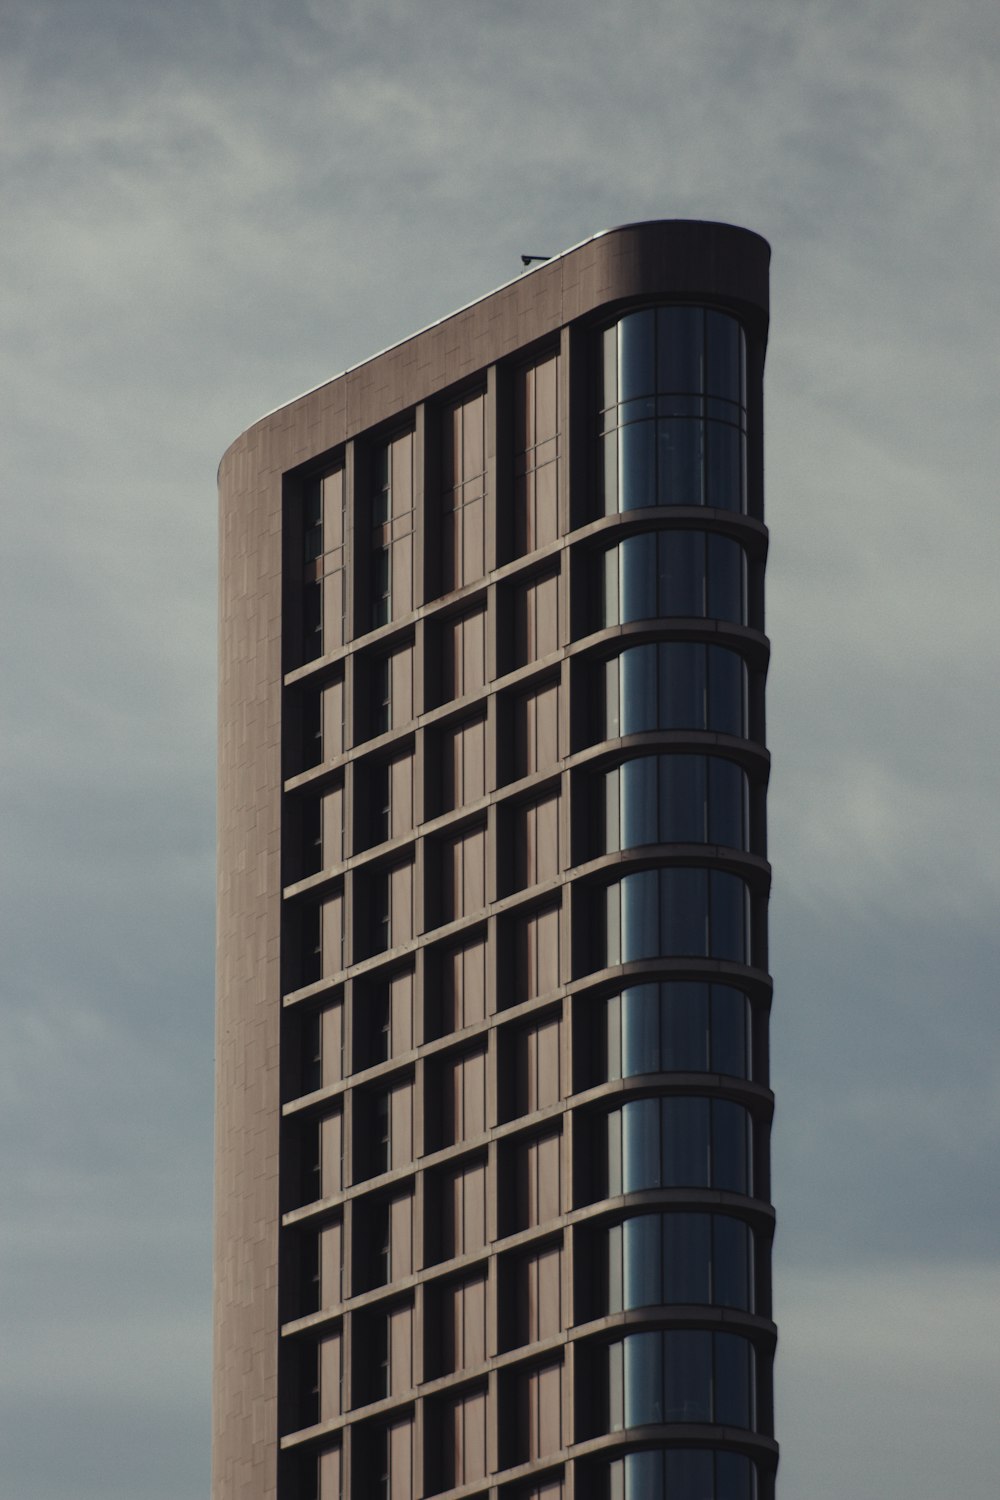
[2,0,998,1496]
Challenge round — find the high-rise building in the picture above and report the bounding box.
[214,219,774,1500]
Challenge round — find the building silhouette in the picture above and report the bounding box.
[214,219,775,1500]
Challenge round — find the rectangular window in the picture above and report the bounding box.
[514,568,560,666]
[515,1129,562,1230]
[441,606,487,703]
[513,792,560,890]
[514,351,560,556]
[515,1014,561,1116]
[370,430,415,628]
[513,679,559,780]
[439,933,488,1033]
[512,902,561,1003]
[441,823,487,924]
[366,639,415,740]
[441,1157,488,1259]
[516,1241,563,1346]
[365,1078,415,1177]
[378,967,415,1059]
[368,860,415,957]
[441,391,487,592]
[364,1191,416,1287]
[517,1360,563,1464]
[439,712,487,813]
[439,1045,488,1147]
[363,1412,416,1500]
[439,1272,488,1376]
[300,468,347,663]
[443,1384,488,1487]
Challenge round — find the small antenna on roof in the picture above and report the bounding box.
[520,254,551,267]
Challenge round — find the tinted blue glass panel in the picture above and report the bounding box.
[713,1214,752,1309]
[660,644,705,729]
[605,531,746,624]
[620,534,657,621]
[707,534,745,623]
[667,1446,715,1499]
[657,419,703,506]
[611,1212,752,1313]
[621,757,659,848]
[710,870,748,962]
[608,1338,625,1431]
[623,1214,662,1307]
[707,647,746,736]
[714,1332,753,1428]
[612,1447,757,1500]
[660,867,709,956]
[662,981,710,1070]
[621,983,661,1075]
[621,870,659,959]
[658,306,704,394]
[706,421,743,511]
[707,758,746,848]
[706,310,743,403]
[620,645,658,734]
[660,530,704,616]
[716,1451,756,1500]
[623,1449,666,1494]
[622,1098,662,1191]
[624,1330,663,1425]
[664,1211,711,1303]
[663,1097,710,1185]
[712,1099,751,1194]
[619,419,657,509]
[619,312,656,402]
[664,1330,712,1422]
[711,985,750,1078]
[661,755,707,842]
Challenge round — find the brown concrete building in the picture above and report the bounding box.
[215,219,774,1500]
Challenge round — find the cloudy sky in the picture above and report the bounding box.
[2,0,998,1495]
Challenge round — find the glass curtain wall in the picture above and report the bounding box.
[587,305,765,1476]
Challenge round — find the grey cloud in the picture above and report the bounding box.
[2,0,998,1494]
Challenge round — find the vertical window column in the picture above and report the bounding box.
[370,430,415,629]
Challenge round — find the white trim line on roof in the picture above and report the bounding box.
[226,219,766,459]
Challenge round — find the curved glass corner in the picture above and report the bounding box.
[600,307,747,515]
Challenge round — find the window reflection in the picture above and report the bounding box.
[600,307,747,515]
[607,1331,756,1432]
[605,1212,754,1312]
[603,643,748,740]
[604,1445,758,1499]
[603,755,750,854]
[602,530,746,627]
[605,869,752,966]
[603,982,751,1080]
[606,1097,752,1195]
